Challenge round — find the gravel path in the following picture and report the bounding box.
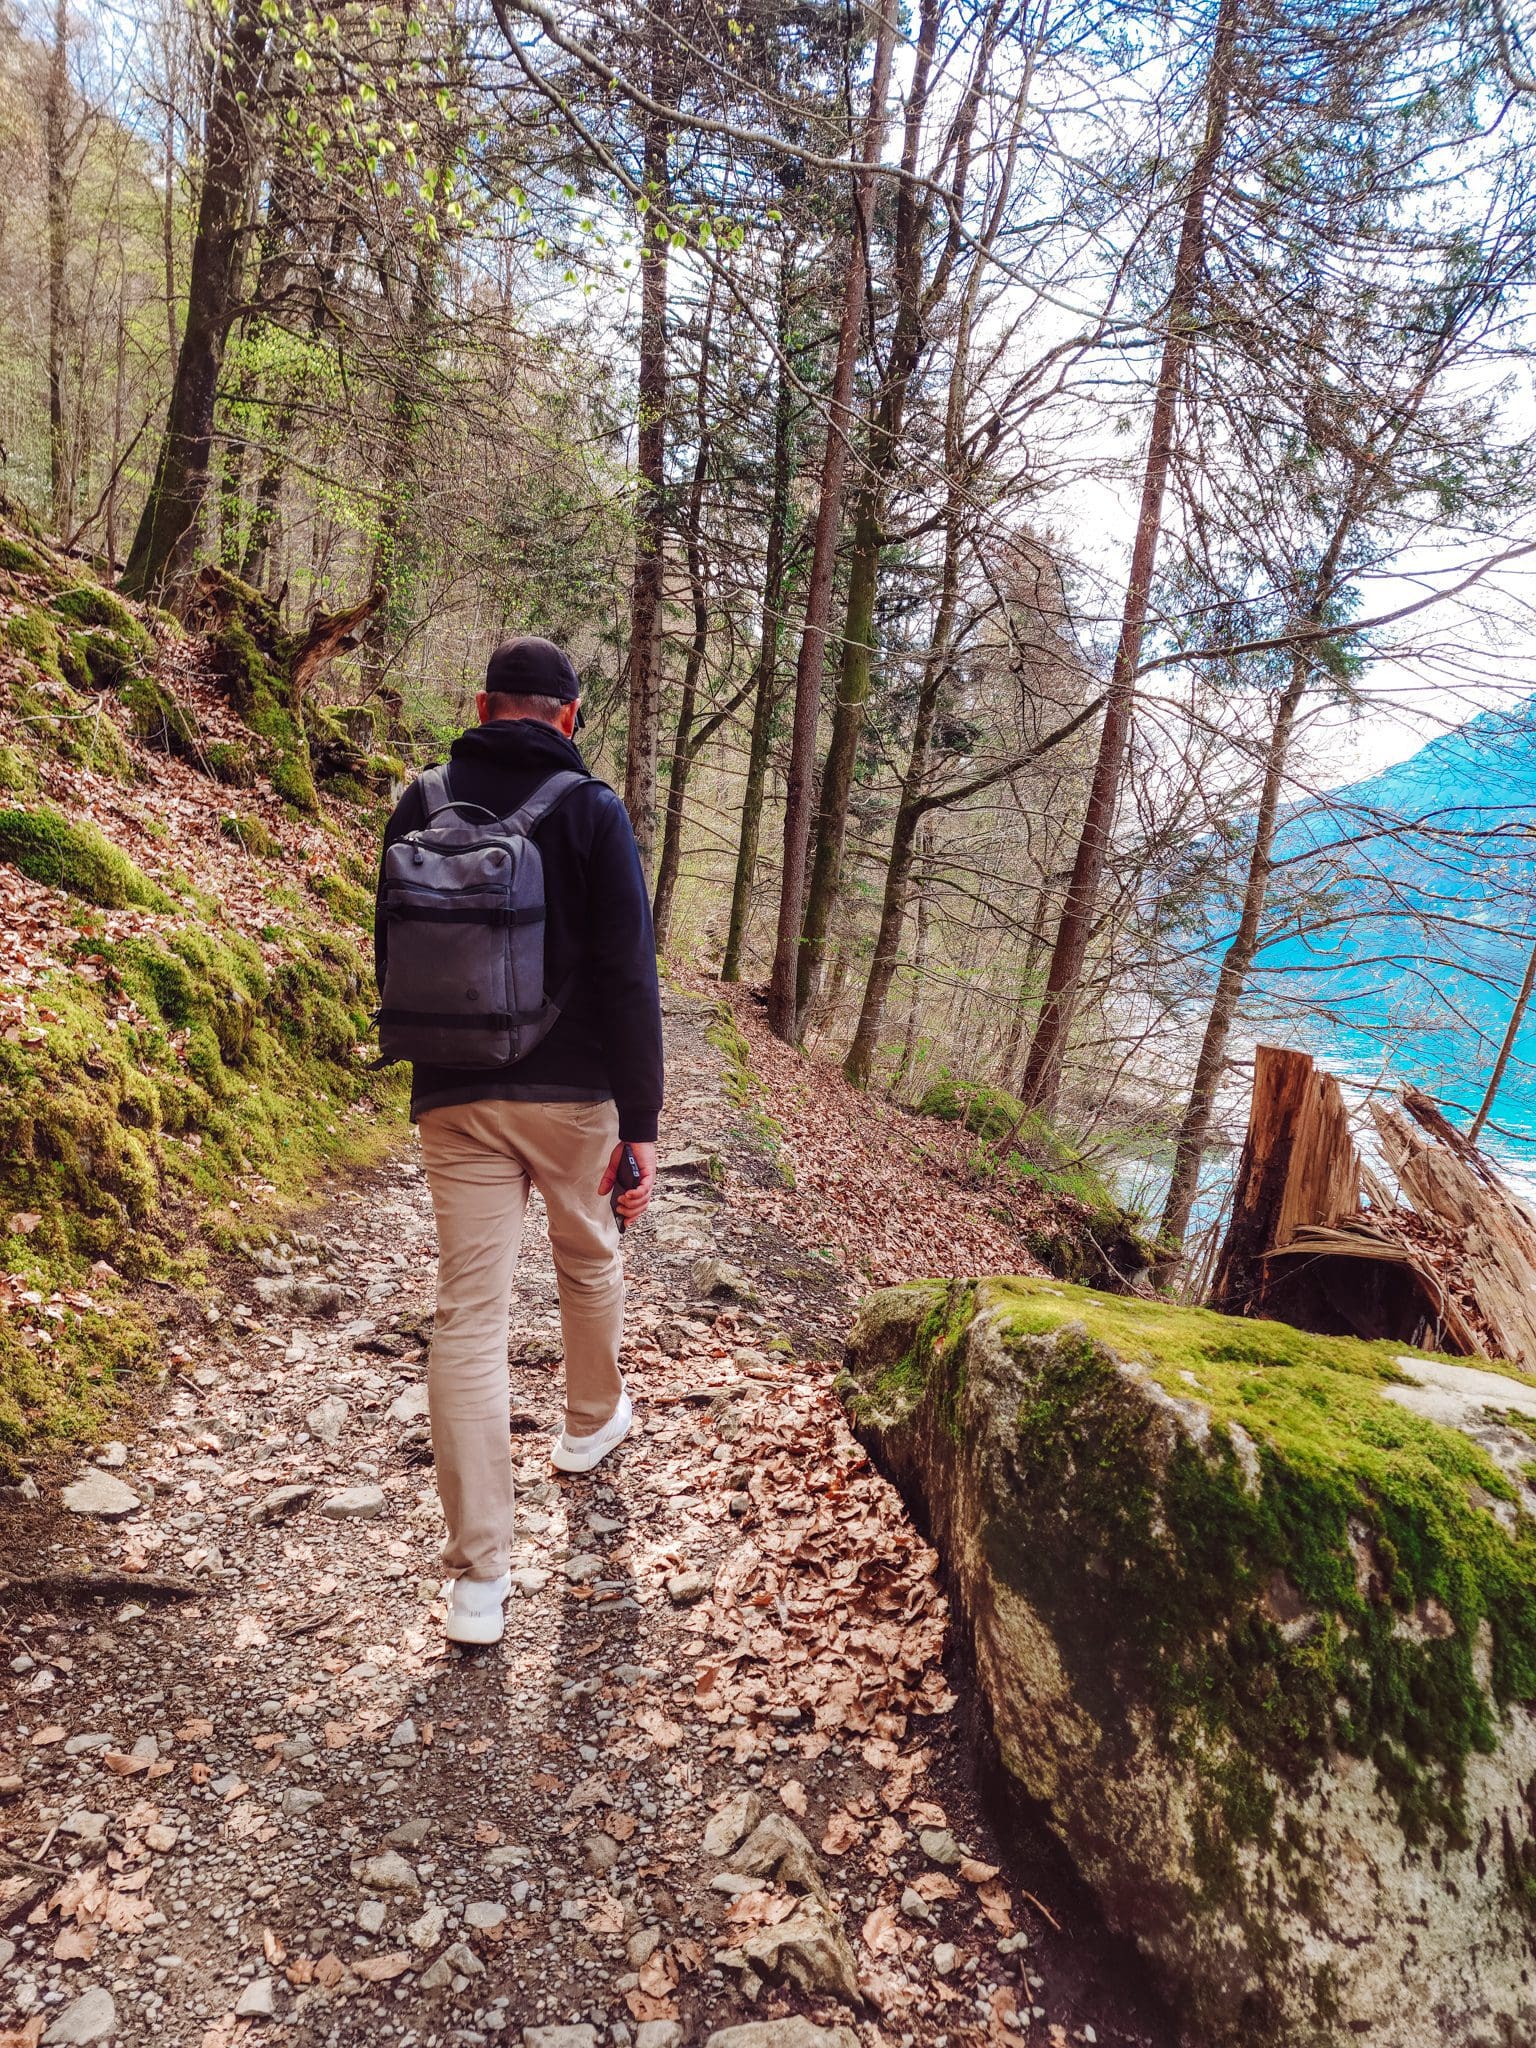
[0,991,1173,2048]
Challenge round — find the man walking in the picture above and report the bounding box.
[375,636,663,1645]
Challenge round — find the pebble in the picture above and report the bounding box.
[635,2027,683,2048]
[386,1817,433,1846]
[95,1442,128,1468]
[251,1483,316,1523]
[235,1975,283,2017]
[997,1930,1031,1954]
[703,2026,860,2048]
[509,1568,550,1596]
[281,1788,323,1818]
[389,1717,419,1749]
[423,1940,483,1988]
[900,1885,935,1923]
[523,2028,598,2048]
[306,1395,349,1443]
[388,1384,431,1424]
[61,1472,140,1519]
[933,1941,959,1975]
[464,1900,507,1931]
[358,1899,388,1934]
[42,1989,117,2045]
[665,1568,711,1606]
[625,1926,662,1968]
[562,1553,604,1583]
[322,1484,385,1519]
[63,1733,113,1756]
[919,1826,963,1866]
[58,1810,109,1844]
[407,1904,447,1948]
[583,1831,620,1874]
[354,1850,420,1894]
[0,1937,12,1970]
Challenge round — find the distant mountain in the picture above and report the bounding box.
[1243,698,1536,1161]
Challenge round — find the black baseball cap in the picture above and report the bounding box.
[485,636,584,725]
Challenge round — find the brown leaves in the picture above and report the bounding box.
[631,1705,685,1751]
[820,1809,865,1855]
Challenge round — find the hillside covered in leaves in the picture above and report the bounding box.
[0,503,409,1464]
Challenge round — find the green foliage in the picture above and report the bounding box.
[122,673,200,757]
[0,805,175,911]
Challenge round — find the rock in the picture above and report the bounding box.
[306,1395,349,1443]
[61,1472,140,1519]
[95,1442,127,1468]
[729,1813,822,1891]
[509,1567,550,1595]
[388,1384,431,1424]
[523,2029,597,2048]
[900,1885,935,1924]
[386,1817,433,1846]
[626,1925,662,1968]
[464,1900,506,1931]
[703,2019,861,2048]
[738,1899,862,2005]
[0,1937,13,1969]
[635,2026,683,2048]
[43,1989,118,2044]
[841,1275,1536,2048]
[711,1872,766,1896]
[562,1552,603,1583]
[354,1850,420,1894]
[407,1904,446,1948]
[281,1787,323,1817]
[583,1830,620,1874]
[235,1975,283,2018]
[58,1810,109,1845]
[918,1827,962,1867]
[358,1899,388,1934]
[665,1569,711,1606]
[933,1941,958,1975]
[441,1939,483,1977]
[691,1256,758,1306]
[704,1790,763,1858]
[389,1717,418,1749]
[322,1483,385,1518]
[251,1483,316,1523]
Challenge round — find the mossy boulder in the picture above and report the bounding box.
[0,806,175,911]
[840,1277,1536,2048]
[122,672,200,757]
[50,582,154,657]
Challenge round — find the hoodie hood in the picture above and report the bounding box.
[449,718,588,777]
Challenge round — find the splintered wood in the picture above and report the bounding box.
[1209,1044,1536,1367]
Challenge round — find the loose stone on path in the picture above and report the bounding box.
[60,1472,140,1519]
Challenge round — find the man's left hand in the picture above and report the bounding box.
[600,1140,656,1221]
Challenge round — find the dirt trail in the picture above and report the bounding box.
[1,991,1172,2048]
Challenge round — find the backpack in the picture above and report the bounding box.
[376,763,590,1069]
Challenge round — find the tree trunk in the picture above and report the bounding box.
[122,9,267,600]
[44,0,71,533]
[721,261,795,985]
[1471,931,1536,1143]
[242,212,341,590]
[359,246,441,701]
[622,26,672,877]
[844,501,961,1087]
[1159,658,1306,1249]
[892,819,934,1096]
[767,1,898,1043]
[1015,0,1238,1112]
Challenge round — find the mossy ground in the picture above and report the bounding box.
[860,1275,1536,1877]
[0,526,411,1467]
[706,1004,794,1187]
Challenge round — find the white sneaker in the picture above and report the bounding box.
[444,1571,511,1646]
[551,1389,634,1474]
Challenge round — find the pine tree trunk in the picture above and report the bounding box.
[360,248,441,703]
[1160,658,1306,1249]
[1015,0,1238,1112]
[622,32,671,877]
[721,262,795,985]
[767,2,897,1043]
[45,0,70,533]
[121,10,268,600]
[893,820,934,1096]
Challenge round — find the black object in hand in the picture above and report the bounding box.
[611,1143,642,1233]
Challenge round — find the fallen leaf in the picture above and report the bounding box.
[821,1808,865,1855]
[780,1778,808,1816]
[960,1857,1001,1884]
[53,1925,98,1961]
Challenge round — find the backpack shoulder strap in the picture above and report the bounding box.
[503,769,591,839]
[415,764,455,821]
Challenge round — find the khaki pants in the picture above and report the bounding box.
[417,1097,624,1581]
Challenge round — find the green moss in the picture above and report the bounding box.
[220,812,280,857]
[955,1278,1536,1845]
[205,740,256,787]
[0,536,47,575]
[50,582,153,657]
[307,868,373,928]
[122,673,200,757]
[0,806,175,911]
[0,742,39,794]
[6,609,68,679]
[707,1004,793,1187]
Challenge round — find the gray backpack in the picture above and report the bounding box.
[376,763,589,1068]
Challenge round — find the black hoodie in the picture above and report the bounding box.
[374,720,664,1142]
